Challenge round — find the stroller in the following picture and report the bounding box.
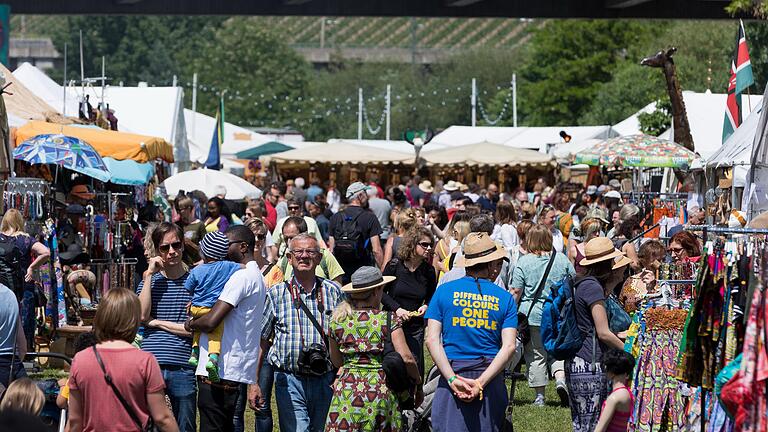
[24,352,72,432]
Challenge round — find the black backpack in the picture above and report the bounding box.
[333,210,366,262]
[0,234,24,300]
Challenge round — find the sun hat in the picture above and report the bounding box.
[613,254,632,270]
[456,232,509,268]
[585,207,609,224]
[69,184,95,201]
[579,237,625,266]
[608,179,622,189]
[418,180,434,193]
[728,210,747,228]
[199,231,230,261]
[443,180,459,191]
[459,182,469,192]
[342,266,396,293]
[604,190,621,199]
[345,181,371,199]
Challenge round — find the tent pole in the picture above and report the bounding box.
[471,78,477,127]
[358,88,363,140]
[62,43,67,116]
[386,84,391,141]
[512,74,517,128]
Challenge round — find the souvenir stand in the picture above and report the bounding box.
[674,225,768,432]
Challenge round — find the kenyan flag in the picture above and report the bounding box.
[723,20,754,143]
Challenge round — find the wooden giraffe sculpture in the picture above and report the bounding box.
[640,47,695,152]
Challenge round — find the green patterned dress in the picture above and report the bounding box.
[325,309,401,432]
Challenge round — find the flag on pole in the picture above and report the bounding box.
[723,20,754,143]
[205,95,225,170]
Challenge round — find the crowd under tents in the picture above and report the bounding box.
[431,125,616,151]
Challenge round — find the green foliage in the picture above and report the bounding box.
[638,97,672,136]
[579,63,664,125]
[726,0,768,17]
[519,20,657,126]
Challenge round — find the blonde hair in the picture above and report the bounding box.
[93,288,141,343]
[394,208,418,233]
[0,378,45,415]
[0,209,27,236]
[331,290,377,322]
[143,222,160,258]
[452,221,470,244]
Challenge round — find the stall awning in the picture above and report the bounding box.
[235,141,294,159]
[103,158,155,186]
[14,121,174,163]
[265,140,413,165]
[421,141,555,167]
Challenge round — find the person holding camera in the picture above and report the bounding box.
[251,233,344,432]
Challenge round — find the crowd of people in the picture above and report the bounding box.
[0,174,722,432]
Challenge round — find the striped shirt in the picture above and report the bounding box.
[261,276,344,373]
[136,272,193,366]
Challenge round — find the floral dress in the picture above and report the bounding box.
[325,310,401,432]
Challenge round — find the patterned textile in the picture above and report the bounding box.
[325,310,400,432]
[565,356,609,432]
[630,329,687,432]
[261,277,344,372]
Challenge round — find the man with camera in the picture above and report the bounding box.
[250,233,344,432]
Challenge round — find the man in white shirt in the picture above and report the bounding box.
[539,205,564,254]
[186,225,267,432]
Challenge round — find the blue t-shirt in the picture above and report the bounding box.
[136,272,192,366]
[424,276,518,360]
[185,261,242,308]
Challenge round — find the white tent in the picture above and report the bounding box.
[13,62,79,115]
[614,90,763,159]
[266,140,413,164]
[71,85,190,168]
[184,109,272,163]
[431,125,616,151]
[326,138,448,155]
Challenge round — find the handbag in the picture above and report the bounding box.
[518,249,557,345]
[92,346,157,432]
[604,294,631,334]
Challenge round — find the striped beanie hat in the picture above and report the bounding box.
[199,231,229,261]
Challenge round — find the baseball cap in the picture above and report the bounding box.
[586,185,597,196]
[605,190,621,199]
[345,181,371,199]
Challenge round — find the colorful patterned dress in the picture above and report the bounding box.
[325,309,401,432]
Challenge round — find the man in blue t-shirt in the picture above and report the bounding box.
[425,232,518,432]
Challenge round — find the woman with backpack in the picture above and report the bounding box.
[382,226,437,379]
[568,237,632,432]
[1,209,50,350]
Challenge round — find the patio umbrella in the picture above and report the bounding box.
[235,141,294,159]
[13,133,111,182]
[162,168,261,200]
[572,134,696,168]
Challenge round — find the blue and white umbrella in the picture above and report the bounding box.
[13,134,111,182]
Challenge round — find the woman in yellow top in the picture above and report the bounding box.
[204,197,233,233]
[243,217,284,287]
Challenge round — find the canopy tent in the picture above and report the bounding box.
[103,157,155,186]
[1,62,60,122]
[421,141,555,167]
[706,105,761,187]
[73,85,189,168]
[15,120,174,163]
[162,168,261,200]
[614,90,763,159]
[326,138,449,154]
[265,140,413,164]
[13,62,79,116]
[184,109,271,163]
[431,125,616,151]
[235,141,294,159]
[551,139,602,164]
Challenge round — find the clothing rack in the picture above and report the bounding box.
[685,225,768,235]
[1,178,51,233]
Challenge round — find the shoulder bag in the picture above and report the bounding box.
[92,346,156,432]
[517,249,557,345]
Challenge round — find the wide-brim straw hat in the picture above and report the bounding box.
[342,266,396,293]
[579,237,624,266]
[443,180,459,191]
[613,254,632,270]
[456,232,508,268]
[419,180,434,193]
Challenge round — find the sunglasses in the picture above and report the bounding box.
[254,233,266,240]
[418,242,433,249]
[159,241,183,254]
[668,246,684,253]
[289,249,320,258]
[288,206,301,211]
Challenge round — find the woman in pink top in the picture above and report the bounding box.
[595,349,636,432]
[68,288,178,432]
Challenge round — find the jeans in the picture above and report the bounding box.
[233,362,274,432]
[0,355,27,388]
[160,366,197,432]
[198,379,241,432]
[274,370,334,432]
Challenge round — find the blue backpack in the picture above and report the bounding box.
[540,275,593,361]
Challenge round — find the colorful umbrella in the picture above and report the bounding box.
[13,134,111,182]
[572,134,696,168]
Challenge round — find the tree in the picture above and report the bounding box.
[638,97,672,136]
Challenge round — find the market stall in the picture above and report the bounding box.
[420,141,555,191]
